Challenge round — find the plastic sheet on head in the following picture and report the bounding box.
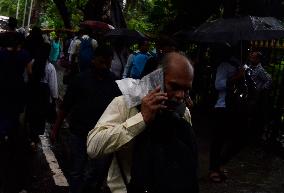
[116,68,164,108]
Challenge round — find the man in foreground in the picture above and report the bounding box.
[87,52,198,193]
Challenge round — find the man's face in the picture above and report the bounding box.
[164,62,193,104]
[249,52,260,66]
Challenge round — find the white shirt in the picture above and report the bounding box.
[87,96,191,193]
[214,62,237,108]
[42,62,58,99]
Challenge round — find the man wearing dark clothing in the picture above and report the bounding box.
[0,32,32,193]
[0,32,31,140]
[62,70,121,137]
[51,46,121,193]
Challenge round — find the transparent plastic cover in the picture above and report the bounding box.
[116,68,164,108]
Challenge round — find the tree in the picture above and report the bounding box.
[52,0,72,28]
[1,0,284,32]
[51,0,126,29]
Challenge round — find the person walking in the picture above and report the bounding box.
[87,52,198,193]
[51,45,121,193]
[26,42,58,150]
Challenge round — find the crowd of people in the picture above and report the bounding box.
[0,17,273,193]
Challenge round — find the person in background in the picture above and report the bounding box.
[122,40,150,79]
[247,50,272,139]
[7,17,17,32]
[69,28,98,73]
[208,47,246,183]
[141,36,177,77]
[26,42,58,151]
[24,26,45,59]
[110,39,129,79]
[0,32,32,193]
[51,45,121,193]
[129,40,151,79]
[49,34,62,65]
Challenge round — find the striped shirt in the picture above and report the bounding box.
[250,63,272,91]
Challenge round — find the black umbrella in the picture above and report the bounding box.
[173,30,195,41]
[104,28,148,42]
[181,16,284,44]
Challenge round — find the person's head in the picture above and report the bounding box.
[40,42,51,61]
[81,27,92,37]
[189,49,199,66]
[162,52,194,103]
[249,51,262,66]
[30,26,43,41]
[32,42,51,82]
[92,45,114,73]
[156,36,177,55]
[8,17,17,31]
[138,40,150,52]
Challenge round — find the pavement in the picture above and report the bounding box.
[193,109,284,193]
[198,138,284,193]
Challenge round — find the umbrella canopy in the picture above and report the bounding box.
[182,16,284,43]
[173,30,196,42]
[80,20,115,31]
[104,28,148,42]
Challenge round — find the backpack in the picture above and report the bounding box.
[78,38,94,72]
[121,111,199,193]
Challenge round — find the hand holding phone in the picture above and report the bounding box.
[141,86,168,124]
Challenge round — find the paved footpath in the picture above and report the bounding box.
[198,139,284,193]
[193,109,284,193]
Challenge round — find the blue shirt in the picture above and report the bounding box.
[130,52,151,79]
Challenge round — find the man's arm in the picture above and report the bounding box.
[259,67,272,90]
[48,63,59,99]
[87,87,167,158]
[87,96,146,158]
[91,39,98,49]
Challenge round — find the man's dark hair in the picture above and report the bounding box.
[156,35,177,48]
[94,45,113,59]
[8,17,17,31]
[0,32,24,47]
[138,40,149,48]
[31,42,51,83]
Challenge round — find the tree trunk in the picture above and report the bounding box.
[84,0,111,22]
[31,0,43,25]
[110,0,127,28]
[52,0,71,28]
[83,0,126,28]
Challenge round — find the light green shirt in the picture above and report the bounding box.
[87,96,191,193]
